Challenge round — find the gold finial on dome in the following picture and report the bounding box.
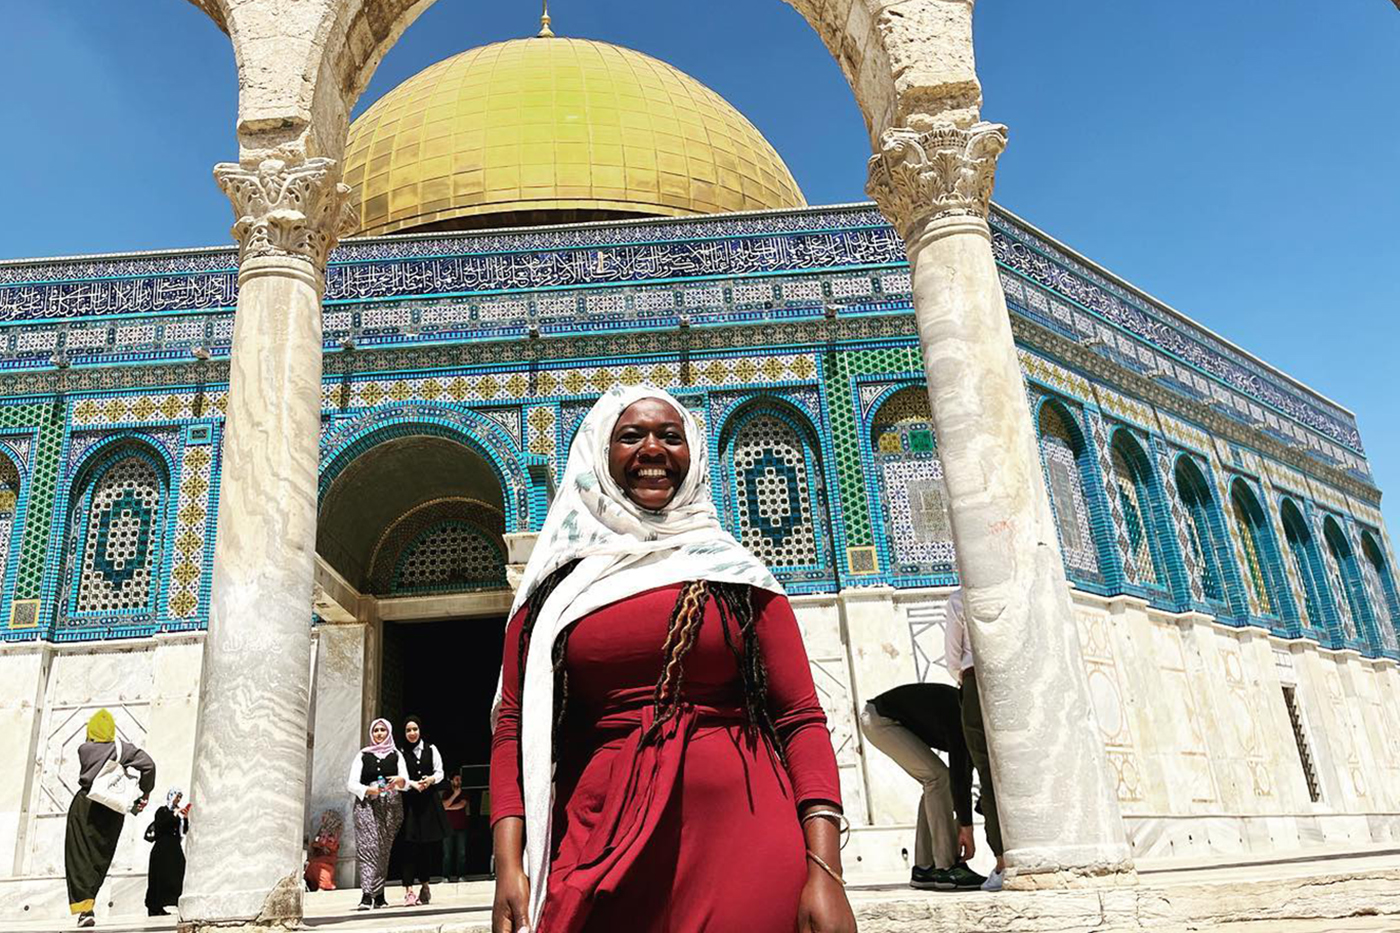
[538,0,554,37]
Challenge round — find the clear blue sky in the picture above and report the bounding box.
[2,2,1396,531]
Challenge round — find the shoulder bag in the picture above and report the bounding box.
[88,737,141,814]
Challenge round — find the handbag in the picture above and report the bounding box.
[87,737,141,814]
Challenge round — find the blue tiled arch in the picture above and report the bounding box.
[318,404,531,533]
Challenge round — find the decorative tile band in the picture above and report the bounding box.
[0,204,1364,467]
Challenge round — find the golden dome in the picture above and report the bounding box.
[343,36,807,235]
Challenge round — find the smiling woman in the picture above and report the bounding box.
[489,385,855,933]
[605,398,693,513]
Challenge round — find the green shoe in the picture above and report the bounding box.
[944,863,988,890]
[910,864,945,890]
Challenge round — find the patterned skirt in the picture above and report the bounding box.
[353,793,403,898]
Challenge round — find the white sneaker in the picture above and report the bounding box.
[981,867,1004,892]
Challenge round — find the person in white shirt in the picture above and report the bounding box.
[397,715,450,907]
[347,717,409,910]
[943,587,1005,892]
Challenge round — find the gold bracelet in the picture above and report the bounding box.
[805,849,845,886]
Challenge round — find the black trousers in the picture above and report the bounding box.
[401,839,440,887]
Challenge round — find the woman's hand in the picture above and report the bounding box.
[365,785,380,798]
[797,868,856,933]
[492,816,529,933]
[492,867,531,933]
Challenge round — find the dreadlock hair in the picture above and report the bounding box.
[517,569,780,759]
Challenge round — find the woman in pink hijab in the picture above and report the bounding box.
[346,717,409,910]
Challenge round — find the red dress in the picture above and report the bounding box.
[491,584,841,933]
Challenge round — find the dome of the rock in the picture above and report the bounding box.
[342,35,807,235]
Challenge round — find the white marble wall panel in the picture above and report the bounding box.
[791,596,868,828]
[146,637,204,809]
[0,648,45,877]
[1074,605,1144,806]
[307,624,367,889]
[1143,618,1219,809]
[1330,659,1388,811]
[25,645,155,879]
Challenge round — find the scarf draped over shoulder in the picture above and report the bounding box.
[498,384,784,922]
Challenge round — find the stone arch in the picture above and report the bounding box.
[318,418,513,593]
[319,404,530,530]
[55,438,173,633]
[187,0,980,160]
[717,397,835,589]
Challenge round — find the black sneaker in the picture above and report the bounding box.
[77,912,95,929]
[372,892,388,909]
[910,865,945,890]
[945,863,988,890]
[356,896,373,911]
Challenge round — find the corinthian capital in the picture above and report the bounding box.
[213,157,354,269]
[866,122,1008,241]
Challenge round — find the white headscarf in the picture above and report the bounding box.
[500,384,783,920]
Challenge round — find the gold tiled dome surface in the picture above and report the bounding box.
[343,37,806,235]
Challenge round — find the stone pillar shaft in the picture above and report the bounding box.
[868,124,1132,886]
[180,158,349,926]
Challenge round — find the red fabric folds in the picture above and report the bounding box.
[491,584,841,933]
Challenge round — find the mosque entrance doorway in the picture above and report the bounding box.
[379,614,505,877]
[317,430,516,876]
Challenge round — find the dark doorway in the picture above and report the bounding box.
[380,615,506,878]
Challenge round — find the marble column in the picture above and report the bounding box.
[867,124,1134,887]
[180,158,351,927]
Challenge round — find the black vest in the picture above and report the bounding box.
[402,743,436,783]
[359,750,400,786]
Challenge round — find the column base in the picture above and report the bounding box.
[1004,842,1138,890]
[178,873,303,930]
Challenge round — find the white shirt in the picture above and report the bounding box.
[403,742,445,791]
[346,749,410,801]
[942,588,975,683]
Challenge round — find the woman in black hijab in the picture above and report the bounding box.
[398,715,450,906]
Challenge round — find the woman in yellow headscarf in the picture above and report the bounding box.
[65,709,155,928]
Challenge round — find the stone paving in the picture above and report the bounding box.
[8,847,1398,933]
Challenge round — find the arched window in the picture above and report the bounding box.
[1174,458,1227,605]
[722,407,830,582]
[1036,402,1101,582]
[1322,517,1367,643]
[1107,432,1166,588]
[1359,531,1400,652]
[1280,499,1328,632]
[364,498,507,596]
[1228,479,1284,617]
[871,387,954,578]
[0,455,19,592]
[62,448,168,623]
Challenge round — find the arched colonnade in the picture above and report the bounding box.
[175,0,1133,926]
